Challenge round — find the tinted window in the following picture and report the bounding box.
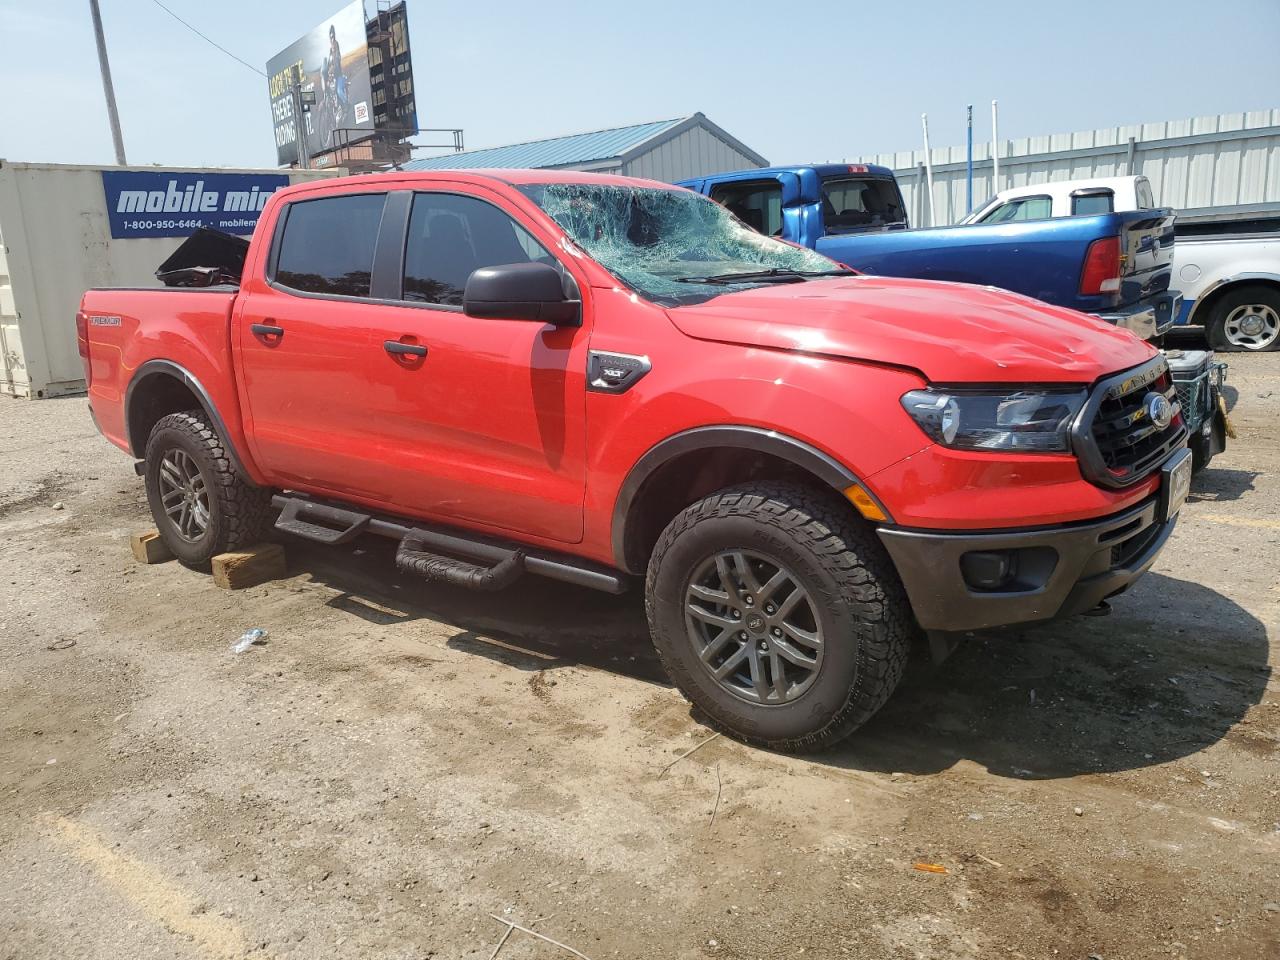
[821,177,906,231]
[1071,191,1114,216]
[979,196,1052,223]
[1136,179,1155,209]
[403,193,552,306]
[274,194,386,297]
[709,180,783,236]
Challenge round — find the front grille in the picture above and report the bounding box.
[1076,357,1188,488]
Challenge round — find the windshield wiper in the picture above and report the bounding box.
[674,268,853,285]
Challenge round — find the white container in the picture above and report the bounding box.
[0,160,341,399]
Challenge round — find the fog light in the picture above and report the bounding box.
[960,550,1017,590]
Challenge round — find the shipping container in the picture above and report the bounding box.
[0,161,341,399]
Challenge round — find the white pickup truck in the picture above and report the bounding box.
[966,176,1280,353]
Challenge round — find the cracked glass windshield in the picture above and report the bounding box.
[520,183,845,305]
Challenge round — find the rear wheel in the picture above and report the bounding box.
[144,410,274,566]
[1206,285,1280,352]
[645,482,916,752]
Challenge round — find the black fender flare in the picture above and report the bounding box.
[610,425,884,572]
[124,359,250,476]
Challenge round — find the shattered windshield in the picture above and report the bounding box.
[519,183,844,305]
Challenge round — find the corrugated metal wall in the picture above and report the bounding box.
[624,125,764,183]
[860,110,1280,226]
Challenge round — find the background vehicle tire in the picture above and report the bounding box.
[1206,284,1280,352]
[645,482,917,752]
[144,410,274,567]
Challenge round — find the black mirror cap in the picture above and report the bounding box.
[463,262,582,326]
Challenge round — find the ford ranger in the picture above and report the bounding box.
[79,170,1192,752]
[679,164,1182,340]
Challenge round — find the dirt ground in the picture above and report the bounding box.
[1,343,1277,960]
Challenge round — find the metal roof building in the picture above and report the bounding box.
[403,112,767,183]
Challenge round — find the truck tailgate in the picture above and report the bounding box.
[1117,208,1176,308]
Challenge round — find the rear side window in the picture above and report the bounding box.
[1071,190,1115,216]
[403,193,552,307]
[274,193,387,297]
[979,196,1052,223]
[1136,179,1155,209]
[708,180,783,236]
[821,177,906,232]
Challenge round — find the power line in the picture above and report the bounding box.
[147,0,266,78]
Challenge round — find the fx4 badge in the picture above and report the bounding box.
[587,351,651,394]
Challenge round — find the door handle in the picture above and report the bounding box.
[251,323,285,338]
[384,340,427,357]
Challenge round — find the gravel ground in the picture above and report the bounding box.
[1,347,1277,960]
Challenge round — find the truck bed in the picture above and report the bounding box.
[814,209,1176,316]
[80,286,242,460]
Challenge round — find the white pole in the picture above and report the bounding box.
[991,100,1000,193]
[921,113,935,227]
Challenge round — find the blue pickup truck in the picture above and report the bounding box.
[677,163,1181,340]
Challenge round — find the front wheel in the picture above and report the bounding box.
[645,482,917,752]
[1206,285,1280,352]
[144,410,274,567]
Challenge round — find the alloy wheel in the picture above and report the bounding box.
[684,550,824,705]
[158,448,210,542]
[1223,302,1280,350]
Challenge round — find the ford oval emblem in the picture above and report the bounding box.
[1144,392,1173,429]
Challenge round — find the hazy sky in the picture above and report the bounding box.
[3,0,1278,170]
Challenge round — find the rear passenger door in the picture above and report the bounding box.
[358,185,591,544]
[235,189,397,499]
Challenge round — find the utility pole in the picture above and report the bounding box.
[88,0,127,166]
[965,104,974,216]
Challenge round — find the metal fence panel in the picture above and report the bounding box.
[860,110,1280,226]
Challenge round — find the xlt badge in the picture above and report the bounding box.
[587,351,652,394]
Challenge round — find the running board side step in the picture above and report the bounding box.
[270,494,628,595]
[274,498,370,545]
[396,537,525,591]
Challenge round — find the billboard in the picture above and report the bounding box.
[266,1,374,165]
[100,171,290,239]
[370,2,417,134]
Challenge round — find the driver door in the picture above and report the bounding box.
[358,185,591,544]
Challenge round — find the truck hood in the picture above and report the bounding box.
[665,275,1156,383]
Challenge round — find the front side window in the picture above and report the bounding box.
[708,180,784,236]
[274,193,386,297]
[821,177,907,232]
[979,195,1052,224]
[521,183,840,306]
[403,193,552,306]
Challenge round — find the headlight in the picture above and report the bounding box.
[900,388,1087,452]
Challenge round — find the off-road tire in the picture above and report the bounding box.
[1206,284,1280,352]
[645,482,916,752]
[144,410,274,567]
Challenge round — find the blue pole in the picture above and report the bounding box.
[966,104,974,215]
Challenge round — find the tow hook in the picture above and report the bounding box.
[1082,600,1112,618]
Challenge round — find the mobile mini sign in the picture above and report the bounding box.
[101,171,290,239]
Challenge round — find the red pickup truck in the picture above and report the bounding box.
[79,170,1192,751]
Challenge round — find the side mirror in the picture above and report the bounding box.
[462,262,581,326]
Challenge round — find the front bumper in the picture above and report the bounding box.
[877,496,1176,633]
[1095,291,1181,340]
